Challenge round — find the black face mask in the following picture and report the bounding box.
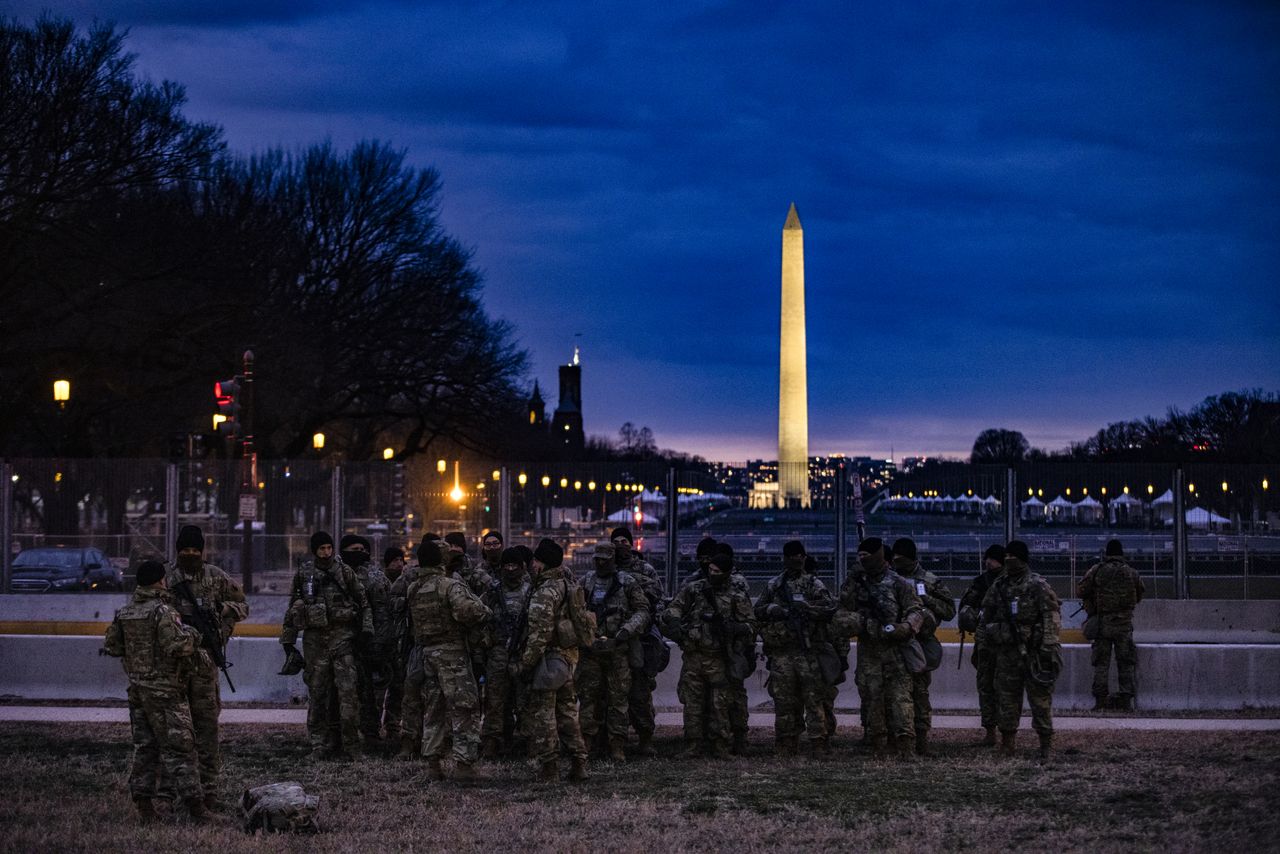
[859,554,885,575]
[341,550,369,568]
[502,566,524,585]
[708,571,728,588]
[177,554,202,572]
[784,555,805,575]
[614,543,632,561]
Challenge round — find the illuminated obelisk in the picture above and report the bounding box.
[778,202,810,508]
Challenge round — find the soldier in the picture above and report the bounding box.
[339,534,395,752]
[445,531,495,596]
[611,526,664,757]
[380,546,407,741]
[663,552,755,758]
[1078,539,1145,711]
[577,541,651,761]
[891,537,956,757]
[515,538,589,783]
[393,537,434,758]
[804,553,845,742]
[480,547,533,759]
[280,532,373,759]
[835,538,926,759]
[163,524,247,808]
[479,531,505,577]
[406,537,492,780]
[979,540,1062,760]
[959,544,1005,744]
[755,540,836,755]
[383,547,406,583]
[102,560,209,824]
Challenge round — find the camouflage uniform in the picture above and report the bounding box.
[480,577,532,752]
[353,563,395,740]
[389,564,428,747]
[577,569,650,748]
[618,552,665,746]
[835,568,926,750]
[679,569,752,746]
[103,586,204,805]
[163,559,247,793]
[408,565,491,764]
[281,557,373,754]
[960,565,1003,732]
[979,563,1062,742]
[895,558,956,746]
[664,578,755,754]
[755,571,836,746]
[517,566,588,768]
[1078,556,1145,704]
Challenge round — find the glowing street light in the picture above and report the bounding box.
[450,460,463,502]
[541,475,551,487]
[312,432,325,450]
[437,459,447,474]
[53,379,70,407]
[383,447,394,460]
[517,472,527,486]
[559,477,568,488]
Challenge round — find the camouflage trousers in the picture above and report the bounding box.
[728,676,749,738]
[1091,613,1137,698]
[355,655,396,739]
[911,670,933,735]
[973,643,998,730]
[677,650,733,746]
[303,631,360,752]
[765,651,827,741]
[854,642,914,740]
[420,642,481,764]
[993,646,1054,735]
[400,646,426,747]
[628,670,657,738]
[177,652,221,790]
[577,646,633,741]
[526,679,588,764]
[482,644,527,743]
[127,685,202,803]
[384,652,406,739]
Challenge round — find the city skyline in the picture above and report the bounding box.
[13,2,1278,462]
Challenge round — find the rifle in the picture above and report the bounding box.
[701,584,750,679]
[957,630,965,669]
[507,583,535,659]
[776,576,811,651]
[174,580,236,693]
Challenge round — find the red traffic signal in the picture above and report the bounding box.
[214,377,242,435]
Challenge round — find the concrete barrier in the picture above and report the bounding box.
[3,635,1278,712]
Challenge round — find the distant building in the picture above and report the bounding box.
[550,348,585,453]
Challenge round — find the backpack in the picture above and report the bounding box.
[1095,561,1137,613]
[561,579,598,648]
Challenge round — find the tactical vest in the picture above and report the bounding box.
[1094,560,1137,613]
[409,574,461,643]
[299,565,357,626]
[118,600,164,677]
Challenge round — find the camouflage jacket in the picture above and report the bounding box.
[677,569,750,598]
[833,569,927,648]
[163,560,248,649]
[618,554,665,605]
[280,558,373,646]
[979,567,1061,651]
[103,587,202,693]
[406,565,491,646]
[578,570,650,640]
[450,553,495,596]
[755,571,836,653]
[1078,557,1145,616]
[664,578,755,655]
[518,566,576,672]
[894,559,956,637]
[354,565,396,653]
[482,578,532,647]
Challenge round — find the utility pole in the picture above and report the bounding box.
[239,350,257,592]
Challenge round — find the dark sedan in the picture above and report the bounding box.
[11,547,123,592]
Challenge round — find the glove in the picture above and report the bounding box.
[888,622,912,641]
[591,637,615,653]
[613,627,632,643]
[278,644,305,676]
[729,621,754,640]
[765,603,787,620]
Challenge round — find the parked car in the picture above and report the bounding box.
[11,547,123,592]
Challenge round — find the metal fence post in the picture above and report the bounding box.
[833,460,848,591]
[1172,467,1188,599]
[165,463,179,564]
[665,467,678,593]
[1004,467,1017,544]
[1,461,12,594]
[331,464,344,538]
[499,466,512,545]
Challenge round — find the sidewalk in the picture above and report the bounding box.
[2,706,1278,730]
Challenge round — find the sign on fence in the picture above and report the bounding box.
[239,494,258,521]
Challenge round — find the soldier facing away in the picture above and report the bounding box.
[280,531,373,759]
[979,540,1063,760]
[1078,539,1145,711]
[162,524,247,809]
[892,537,956,757]
[102,560,210,824]
[959,544,1006,745]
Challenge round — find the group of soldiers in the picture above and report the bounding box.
[101,521,1146,822]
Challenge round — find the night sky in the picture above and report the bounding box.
[14,1,1280,461]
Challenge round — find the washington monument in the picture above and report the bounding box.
[778,202,810,507]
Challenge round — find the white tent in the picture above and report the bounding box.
[1152,489,1175,524]
[1075,494,1104,524]
[1108,492,1144,524]
[1184,506,1231,529]
[1047,495,1075,522]
[1020,496,1046,520]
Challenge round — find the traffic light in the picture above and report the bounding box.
[214,377,242,437]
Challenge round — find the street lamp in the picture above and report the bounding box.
[518,472,527,486]
[450,460,463,503]
[383,447,394,460]
[437,459,447,474]
[53,379,70,408]
[312,432,325,450]
[541,475,551,487]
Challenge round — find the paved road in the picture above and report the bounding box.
[2,706,1277,730]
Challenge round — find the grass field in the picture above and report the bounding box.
[2,723,1277,852]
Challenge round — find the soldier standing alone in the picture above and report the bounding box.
[1078,539,1145,711]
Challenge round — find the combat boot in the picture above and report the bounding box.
[731,732,749,756]
[999,730,1017,758]
[362,736,384,757]
[895,735,916,760]
[538,759,560,782]
[774,735,798,758]
[184,798,212,826]
[915,730,933,758]
[134,798,157,825]
[1113,694,1134,712]
[203,792,223,812]
[425,757,446,782]
[397,738,418,760]
[981,727,997,746]
[708,739,730,760]
[679,740,704,759]
[810,736,830,758]
[1091,694,1109,712]
[452,761,477,782]
[1037,732,1053,762]
[608,736,628,762]
[635,731,657,758]
[569,757,590,782]
[481,736,501,760]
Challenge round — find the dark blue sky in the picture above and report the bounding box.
[17,1,1280,460]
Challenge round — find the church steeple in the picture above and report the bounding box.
[527,381,546,428]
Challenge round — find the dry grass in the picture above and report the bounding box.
[1,723,1277,853]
